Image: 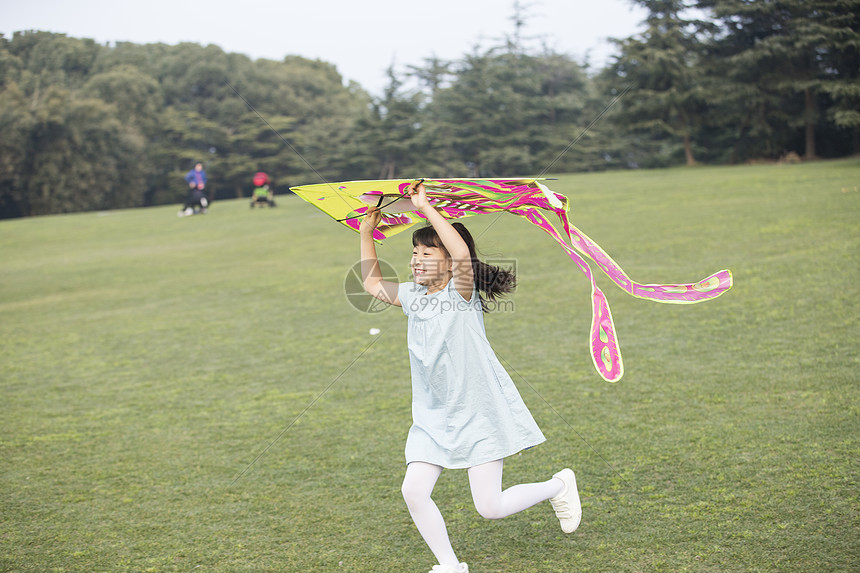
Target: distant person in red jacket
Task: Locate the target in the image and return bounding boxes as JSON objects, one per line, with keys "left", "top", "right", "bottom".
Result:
{"left": 250, "top": 171, "right": 276, "bottom": 208}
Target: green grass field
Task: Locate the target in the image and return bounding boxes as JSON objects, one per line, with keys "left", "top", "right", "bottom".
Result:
{"left": 1, "top": 160, "right": 858, "bottom": 572}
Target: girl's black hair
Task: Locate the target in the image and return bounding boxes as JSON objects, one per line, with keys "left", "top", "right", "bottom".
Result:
{"left": 412, "top": 222, "right": 516, "bottom": 311}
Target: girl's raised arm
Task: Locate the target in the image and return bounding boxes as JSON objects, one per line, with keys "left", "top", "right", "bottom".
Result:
{"left": 359, "top": 206, "right": 401, "bottom": 306}
{"left": 409, "top": 181, "right": 475, "bottom": 301}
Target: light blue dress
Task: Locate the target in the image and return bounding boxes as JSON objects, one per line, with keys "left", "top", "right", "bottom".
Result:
{"left": 398, "top": 280, "right": 546, "bottom": 469}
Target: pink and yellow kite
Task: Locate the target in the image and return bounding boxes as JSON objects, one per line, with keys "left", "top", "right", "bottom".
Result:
{"left": 290, "top": 178, "right": 733, "bottom": 382}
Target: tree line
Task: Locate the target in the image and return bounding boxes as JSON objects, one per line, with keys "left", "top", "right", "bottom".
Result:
{"left": 0, "top": 0, "right": 856, "bottom": 219}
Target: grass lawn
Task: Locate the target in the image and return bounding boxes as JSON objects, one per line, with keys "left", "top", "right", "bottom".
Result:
{"left": 1, "top": 159, "right": 858, "bottom": 572}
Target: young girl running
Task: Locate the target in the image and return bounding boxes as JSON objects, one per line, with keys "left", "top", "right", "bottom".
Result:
{"left": 359, "top": 181, "right": 581, "bottom": 573}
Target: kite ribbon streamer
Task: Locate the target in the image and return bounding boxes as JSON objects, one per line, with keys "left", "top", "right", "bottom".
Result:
{"left": 500, "top": 182, "right": 731, "bottom": 381}
{"left": 508, "top": 204, "right": 732, "bottom": 381}
{"left": 290, "top": 178, "right": 733, "bottom": 382}
{"left": 514, "top": 206, "right": 624, "bottom": 381}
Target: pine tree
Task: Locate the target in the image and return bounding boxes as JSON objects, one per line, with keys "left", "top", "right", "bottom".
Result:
{"left": 603, "top": 0, "right": 707, "bottom": 166}
{"left": 702, "top": 0, "right": 860, "bottom": 159}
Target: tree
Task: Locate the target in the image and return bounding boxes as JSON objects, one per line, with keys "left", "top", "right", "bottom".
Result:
{"left": 801, "top": 1, "right": 860, "bottom": 154}
{"left": 429, "top": 46, "right": 592, "bottom": 176}
{"left": 701, "top": 0, "right": 860, "bottom": 159}
{"left": 355, "top": 66, "right": 425, "bottom": 179}
{"left": 0, "top": 82, "right": 36, "bottom": 218}
{"left": 0, "top": 86, "right": 146, "bottom": 216}
{"left": 603, "top": 0, "right": 707, "bottom": 166}
{"left": 0, "top": 33, "right": 146, "bottom": 217}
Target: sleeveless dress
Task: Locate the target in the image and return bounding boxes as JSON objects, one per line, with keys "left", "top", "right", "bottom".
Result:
{"left": 397, "top": 280, "right": 546, "bottom": 469}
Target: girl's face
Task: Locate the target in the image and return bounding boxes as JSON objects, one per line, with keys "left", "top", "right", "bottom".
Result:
{"left": 411, "top": 244, "right": 451, "bottom": 289}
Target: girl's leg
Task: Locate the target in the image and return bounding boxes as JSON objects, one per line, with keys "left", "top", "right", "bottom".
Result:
{"left": 468, "top": 459, "right": 564, "bottom": 520}
{"left": 402, "top": 462, "right": 459, "bottom": 567}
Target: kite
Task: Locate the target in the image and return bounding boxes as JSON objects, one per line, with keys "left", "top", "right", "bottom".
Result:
{"left": 289, "top": 178, "right": 733, "bottom": 382}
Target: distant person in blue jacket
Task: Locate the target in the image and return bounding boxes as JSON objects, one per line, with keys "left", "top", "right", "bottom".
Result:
{"left": 179, "top": 162, "right": 209, "bottom": 216}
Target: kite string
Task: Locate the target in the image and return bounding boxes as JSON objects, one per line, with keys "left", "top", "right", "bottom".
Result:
{"left": 465, "top": 321, "right": 629, "bottom": 485}
{"left": 536, "top": 83, "right": 634, "bottom": 179}
{"left": 228, "top": 75, "right": 631, "bottom": 221}
{"left": 228, "top": 74, "right": 631, "bottom": 188}
{"left": 494, "top": 350, "right": 630, "bottom": 487}
{"left": 336, "top": 179, "right": 425, "bottom": 222}
{"left": 472, "top": 83, "right": 633, "bottom": 243}
{"left": 226, "top": 79, "right": 636, "bottom": 477}
{"left": 224, "top": 79, "right": 357, "bottom": 212}
{"left": 230, "top": 333, "right": 385, "bottom": 485}
{"left": 225, "top": 80, "right": 328, "bottom": 184}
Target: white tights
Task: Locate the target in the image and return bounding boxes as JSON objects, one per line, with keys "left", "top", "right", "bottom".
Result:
{"left": 401, "top": 459, "right": 564, "bottom": 567}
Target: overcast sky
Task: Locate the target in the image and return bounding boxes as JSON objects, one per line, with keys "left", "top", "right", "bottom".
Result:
{"left": 1, "top": 0, "right": 648, "bottom": 95}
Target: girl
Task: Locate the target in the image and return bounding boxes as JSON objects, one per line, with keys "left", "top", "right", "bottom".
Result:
{"left": 359, "top": 181, "right": 581, "bottom": 573}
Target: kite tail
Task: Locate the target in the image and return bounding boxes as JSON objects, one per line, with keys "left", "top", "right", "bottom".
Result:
{"left": 558, "top": 211, "right": 733, "bottom": 303}
{"left": 518, "top": 204, "right": 733, "bottom": 382}
{"left": 521, "top": 208, "right": 624, "bottom": 382}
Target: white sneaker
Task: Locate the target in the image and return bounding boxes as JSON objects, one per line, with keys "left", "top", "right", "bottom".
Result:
{"left": 549, "top": 468, "right": 581, "bottom": 533}
{"left": 429, "top": 563, "right": 468, "bottom": 573}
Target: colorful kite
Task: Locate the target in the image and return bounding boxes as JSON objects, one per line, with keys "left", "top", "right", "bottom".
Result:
{"left": 290, "top": 178, "right": 733, "bottom": 382}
